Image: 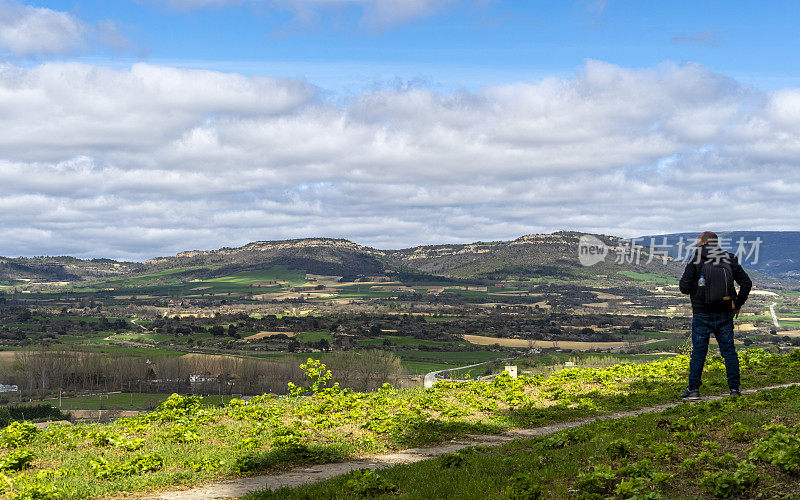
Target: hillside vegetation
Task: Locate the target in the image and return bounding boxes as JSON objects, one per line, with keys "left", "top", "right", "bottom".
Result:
{"left": 0, "top": 349, "right": 798, "bottom": 498}
{"left": 253, "top": 383, "right": 800, "bottom": 499}
{"left": 2, "top": 232, "right": 683, "bottom": 284}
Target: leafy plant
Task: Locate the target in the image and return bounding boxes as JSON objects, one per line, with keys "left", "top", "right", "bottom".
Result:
{"left": 700, "top": 461, "right": 760, "bottom": 498}
{"left": 606, "top": 438, "right": 633, "bottom": 458}
{"left": 0, "top": 422, "right": 40, "bottom": 448}
{"left": 0, "top": 448, "right": 35, "bottom": 471}
{"left": 89, "top": 453, "right": 164, "bottom": 478}
{"left": 728, "top": 422, "right": 755, "bottom": 443}
{"left": 439, "top": 452, "right": 465, "bottom": 469}
{"left": 614, "top": 477, "right": 650, "bottom": 498}
{"left": 748, "top": 424, "right": 800, "bottom": 473}
{"left": 506, "top": 472, "right": 543, "bottom": 499}
{"left": 649, "top": 442, "right": 676, "bottom": 462}
{"left": 576, "top": 465, "right": 617, "bottom": 495}
{"left": 287, "top": 358, "right": 339, "bottom": 397}
{"left": 344, "top": 469, "right": 398, "bottom": 496}
{"left": 160, "top": 424, "right": 201, "bottom": 443}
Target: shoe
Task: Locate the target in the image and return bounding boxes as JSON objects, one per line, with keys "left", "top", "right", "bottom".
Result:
{"left": 680, "top": 388, "right": 700, "bottom": 400}
{"left": 730, "top": 389, "right": 742, "bottom": 397}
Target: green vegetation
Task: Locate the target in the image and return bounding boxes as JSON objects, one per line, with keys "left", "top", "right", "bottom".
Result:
{"left": 617, "top": 271, "right": 678, "bottom": 285}
{"left": 18, "top": 393, "right": 227, "bottom": 411}
{"left": 393, "top": 350, "right": 508, "bottom": 365}
{"left": 202, "top": 267, "right": 307, "bottom": 287}
{"left": 293, "top": 331, "right": 333, "bottom": 343}
{"left": 251, "top": 383, "right": 800, "bottom": 499}
{"left": 1, "top": 350, "right": 799, "bottom": 498}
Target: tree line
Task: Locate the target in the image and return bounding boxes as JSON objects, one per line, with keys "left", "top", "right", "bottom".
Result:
{"left": 0, "top": 348, "right": 402, "bottom": 402}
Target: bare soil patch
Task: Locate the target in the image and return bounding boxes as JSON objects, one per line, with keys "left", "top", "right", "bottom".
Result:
{"left": 461, "top": 334, "right": 629, "bottom": 350}
{"left": 244, "top": 331, "right": 297, "bottom": 340}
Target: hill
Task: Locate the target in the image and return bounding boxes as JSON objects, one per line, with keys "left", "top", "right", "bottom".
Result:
{"left": 0, "top": 256, "right": 140, "bottom": 282}
{"left": 3, "top": 231, "right": 797, "bottom": 288}
{"left": 639, "top": 231, "right": 800, "bottom": 279}
{"left": 385, "top": 232, "right": 682, "bottom": 280}
{"left": 136, "top": 231, "right": 690, "bottom": 284}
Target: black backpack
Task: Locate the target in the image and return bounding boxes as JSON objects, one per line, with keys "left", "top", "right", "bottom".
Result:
{"left": 696, "top": 259, "right": 734, "bottom": 304}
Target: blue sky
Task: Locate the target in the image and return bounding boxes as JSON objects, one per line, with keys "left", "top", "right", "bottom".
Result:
{"left": 25, "top": 1, "right": 800, "bottom": 91}
{"left": 1, "top": 1, "right": 800, "bottom": 259}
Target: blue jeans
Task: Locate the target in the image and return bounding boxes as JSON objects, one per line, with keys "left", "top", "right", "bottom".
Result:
{"left": 688, "top": 312, "right": 740, "bottom": 391}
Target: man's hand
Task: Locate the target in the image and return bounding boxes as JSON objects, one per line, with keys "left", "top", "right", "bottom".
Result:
{"left": 732, "top": 306, "right": 740, "bottom": 319}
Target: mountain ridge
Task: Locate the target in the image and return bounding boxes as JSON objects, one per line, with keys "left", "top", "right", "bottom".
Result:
{"left": 2, "top": 231, "right": 798, "bottom": 287}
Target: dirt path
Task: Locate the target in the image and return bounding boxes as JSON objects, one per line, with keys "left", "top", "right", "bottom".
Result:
{"left": 146, "top": 382, "right": 799, "bottom": 500}
{"left": 769, "top": 302, "right": 781, "bottom": 329}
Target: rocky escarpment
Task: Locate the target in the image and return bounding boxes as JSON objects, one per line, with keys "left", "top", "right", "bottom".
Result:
{"left": 144, "top": 238, "right": 388, "bottom": 277}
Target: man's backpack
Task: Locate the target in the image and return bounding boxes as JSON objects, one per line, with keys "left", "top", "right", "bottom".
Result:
{"left": 697, "top": 259, "right": 734, "bottom": 304}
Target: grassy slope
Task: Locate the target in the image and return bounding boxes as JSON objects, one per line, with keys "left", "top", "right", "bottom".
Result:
{"left": 1, "top": 349, "right": 799, "bottom": 498}
{"left": 252, "top": 384, "right": 800, "bottom": 499}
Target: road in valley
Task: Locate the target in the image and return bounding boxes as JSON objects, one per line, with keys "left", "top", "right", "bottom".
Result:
{"left": 769, "top": 302, "right": 781, "bottom": 329}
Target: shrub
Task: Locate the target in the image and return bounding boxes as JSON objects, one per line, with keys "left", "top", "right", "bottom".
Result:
{"left": 0, "top": 405, "right": 69, "bottom": 427}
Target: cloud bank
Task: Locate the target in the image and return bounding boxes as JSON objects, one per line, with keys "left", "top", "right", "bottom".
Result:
{"left": 0, "top": 1, "right": 131, "bottom": 57}
{"left": 1, "top": 59, "right": 799, "bottom": 260}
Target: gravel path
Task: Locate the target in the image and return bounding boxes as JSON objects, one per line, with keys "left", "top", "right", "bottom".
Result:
{"left": 769, "top": 302, "right": 781, "bottom": 329}
{"left": 145, "top": 382, "right": 799, "bottom": 500}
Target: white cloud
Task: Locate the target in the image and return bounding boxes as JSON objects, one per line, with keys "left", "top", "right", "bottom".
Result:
{"left": 0, "top": 2, "right": 85, "bottom": 56}
{"left": 0, "top": 1, "right": 133, "bottom": 57}
{"left": 0, "top": 59, "right": 799, "bottom": 259}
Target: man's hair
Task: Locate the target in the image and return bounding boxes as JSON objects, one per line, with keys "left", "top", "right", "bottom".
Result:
{"left": 697, "top": 231, "right": 719, "bottom": 246}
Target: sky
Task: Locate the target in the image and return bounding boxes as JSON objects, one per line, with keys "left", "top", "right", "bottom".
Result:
{"left": 2, "top": 0, "right": 800, "bottom": 260}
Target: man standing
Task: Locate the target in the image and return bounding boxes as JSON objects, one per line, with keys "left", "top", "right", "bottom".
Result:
{"left": 679, "top": 231, "right": 752, "bottom": 399}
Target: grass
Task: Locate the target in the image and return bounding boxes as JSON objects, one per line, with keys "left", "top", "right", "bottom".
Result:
{"left": 392, "top": 350, "right": 509, "bottom": 364}
{"left": 15, "top": 393, "right": 227, "bottom": 411}
{"left": 1, "top": 349, "right": 798, "bottom": 499}
{"left": 202, "top": 267, "right": 307, "bottom": 287}
{"left": 399, "top": 360, "right": 454, "bottom": 374}
{"left": 335, "top": 285, "right": 400, "bottom": 299}
{"left": 247, "top": 384, "right": 800, "bottom": 499}
{"left": 356, "top": 336, "right": 463, "bottom": 347}
{"left": 294, "top": 332, "right": 333, "bottom": 343}
{"left": 618, "top": 271, "right": 678, "bottom": 285}
{"left": 74, "top": 345, "right": 187, "bottom": 358}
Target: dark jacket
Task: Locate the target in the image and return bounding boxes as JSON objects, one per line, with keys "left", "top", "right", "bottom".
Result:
{"left": 679, "top": 244, "right": 752, "bottom": 314}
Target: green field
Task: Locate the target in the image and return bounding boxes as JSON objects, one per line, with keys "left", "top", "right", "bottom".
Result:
{"left": 356, "top": 336, "right": 463, "bottom": 347}
{"left": 202, "top": 267, "right": 307, "bottom": 287}
{"left": 294, "top": 331, "right": 333, "bottom": 343}
{"left": 17, "top": 393, "right": 227, "bottom": 411}
{"left": 393, "top": 350, "right": 508, "bottom": 365}
{"left": 618, "top": 271, "right": 678, "bottom": 285}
